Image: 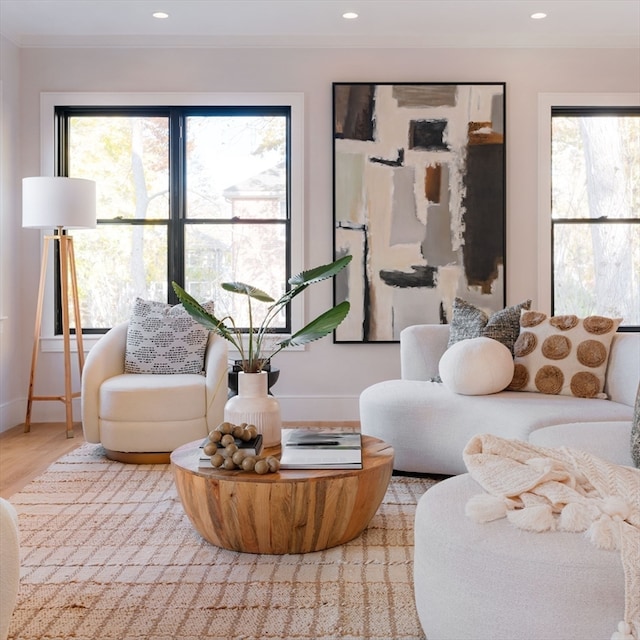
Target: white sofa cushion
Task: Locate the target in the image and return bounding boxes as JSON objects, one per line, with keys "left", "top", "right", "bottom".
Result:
{"left": 99, "top": 418, "right": 208, "bottom": 453}
{"left": 359, "top": 381, "right": 634, "bottom": 475}
{"left": 439, "top": 337, "right": 514, "bottom": 395}
{"left": 100, "top": 373, "right": 206, "bottom": 422}
{"left": 529, "top": 421, "right": 633, "bottom": 468}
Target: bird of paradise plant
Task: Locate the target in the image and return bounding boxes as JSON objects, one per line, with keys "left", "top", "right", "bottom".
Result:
{"left": 172, "top": 255, "right": 352, "bottom": 373}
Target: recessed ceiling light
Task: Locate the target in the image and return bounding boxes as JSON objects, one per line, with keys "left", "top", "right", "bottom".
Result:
{"left": 343, "top": 12, "right": 359, "bottom": 20}
{"left": 531, "top": 12, "right": 547, "bottom": 20}
{"left": 153, "top": 11, "right": 169, "bottom": 19}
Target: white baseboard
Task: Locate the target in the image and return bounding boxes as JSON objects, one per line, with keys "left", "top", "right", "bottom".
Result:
{"left": 0, "top": 398, "right": 28, "bottom": 434}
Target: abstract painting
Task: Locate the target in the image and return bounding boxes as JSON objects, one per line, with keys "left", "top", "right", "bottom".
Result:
{"left": 333, "top": 82, "right": 506, "bottom": 342}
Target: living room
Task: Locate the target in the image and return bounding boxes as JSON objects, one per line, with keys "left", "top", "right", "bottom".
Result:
{"left": 1, "top": 0, "right": 638, "bottom": 432}
{"left": 0, "top": 1, "right": 639, "bottom": 639}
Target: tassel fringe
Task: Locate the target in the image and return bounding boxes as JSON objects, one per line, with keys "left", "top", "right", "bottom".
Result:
{"left": 611, "top": 621, "right": 635, "bottom": 640}
{"left": 600, "top": 496, "right": 631, "bottom": 521}
{"left": 587, "top": 516, "right": 620, "bottom": 551}
{"left": 465, "top": 494, "right": 507, "bottom": 523}
{"left": 506, "top": 504, "right": 555, "bottom": 532}
{"left": 558, "top": 502, "right": 591, "bottom": 532}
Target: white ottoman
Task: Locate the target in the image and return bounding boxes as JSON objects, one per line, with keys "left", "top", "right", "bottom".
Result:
{"left": 414, "top": 474, "right": 626, "bottom": 640}
{"left": 0, "top": 498, "right": 19, "bottom": 640}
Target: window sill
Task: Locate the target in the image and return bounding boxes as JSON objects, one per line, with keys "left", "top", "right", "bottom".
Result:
{"left": 40, "top": 335, "right": 305, "bottom": 354}
{"left": 41, "top": 335, "right": 101, "bottom": 353}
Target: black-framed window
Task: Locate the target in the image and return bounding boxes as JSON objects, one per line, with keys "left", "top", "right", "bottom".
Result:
{"left": 55, "top": 105, "right": 291, "bottom": 334}
{"left": 551, "top": 106, "right": 639, "bottom": 330}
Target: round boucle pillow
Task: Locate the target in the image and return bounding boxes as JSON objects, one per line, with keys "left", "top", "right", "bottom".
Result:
{"left": 439, "top": 337, "right": 515, "bottom": 395}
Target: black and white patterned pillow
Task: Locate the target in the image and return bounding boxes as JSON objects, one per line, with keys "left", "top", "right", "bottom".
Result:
{"left": 631, "top": 383, "right": 640, "bottom": 469}
{"left": 124, "top": 298, "right": 215, "bottom": 375}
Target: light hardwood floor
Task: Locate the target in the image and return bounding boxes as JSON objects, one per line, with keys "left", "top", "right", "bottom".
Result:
{"left": 0, "top": 422, "right": 85, "bottom": 498}
{"left": 0, "top": 420, "right": 360, "bottom": 499}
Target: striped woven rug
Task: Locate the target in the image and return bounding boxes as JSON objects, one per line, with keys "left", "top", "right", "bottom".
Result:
{"left": 7, "top": 443, "right": 437, "bottom": 640}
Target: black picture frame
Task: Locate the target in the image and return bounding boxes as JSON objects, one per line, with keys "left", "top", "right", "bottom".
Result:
{"left": 333, "top": 82, "right": 506, "bottom": 343}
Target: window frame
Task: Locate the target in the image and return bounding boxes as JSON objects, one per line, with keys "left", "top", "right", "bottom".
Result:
{"left": 55, "top": 104, "right": 293, "bottom": 334}
{"left": 39, "top": 92, "right": 304, "bottom": 353}
{"left": 537, "top": 92, "right": 640, "bottom": 330}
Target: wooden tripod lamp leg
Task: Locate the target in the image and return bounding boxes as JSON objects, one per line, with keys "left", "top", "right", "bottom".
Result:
{"left": 24, "top": 237, "right": 51, "bottom": 433}
{"left": 67, "top": 236, "right": 86, "bottom": 374}
{"left": 59, "top": 235, "right": 74, "bottom": 439}
{"left": 25, "top": 234, "right": 84, "bottom": 439}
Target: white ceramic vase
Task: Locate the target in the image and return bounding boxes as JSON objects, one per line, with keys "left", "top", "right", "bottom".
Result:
{"left": 224, "top": 371, "right": 282, "bottom": 448}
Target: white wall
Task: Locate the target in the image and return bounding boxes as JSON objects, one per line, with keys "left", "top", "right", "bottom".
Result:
{"left": 1, "top": 44, "right": 639, "bottom": 430}
{"left": 0, "top": 36, "right": 24, "bottom": 431}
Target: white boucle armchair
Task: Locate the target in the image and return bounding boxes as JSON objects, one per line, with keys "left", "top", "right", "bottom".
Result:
{"left": 0, "top": 498, "right": 19, "bottom": 640}
{"left": 81, "top": 322, "right": 228, "bottom": 463}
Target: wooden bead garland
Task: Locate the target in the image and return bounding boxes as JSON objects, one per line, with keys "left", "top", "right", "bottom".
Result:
{"left": 204, "top": 421, "right": 280, "bottom": 474}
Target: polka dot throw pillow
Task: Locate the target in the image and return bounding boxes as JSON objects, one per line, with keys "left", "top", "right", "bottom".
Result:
{"left": 507, "top": 310, "right": 621, "bottom": 399}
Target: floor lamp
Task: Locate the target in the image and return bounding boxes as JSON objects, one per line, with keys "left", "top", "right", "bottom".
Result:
{"left": 22, "top": 177, "right": 97, "bottom": 438}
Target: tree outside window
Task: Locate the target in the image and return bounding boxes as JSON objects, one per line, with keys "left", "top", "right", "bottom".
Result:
{"left": 57, "top": 106, "right": 290, "bottom": 333}
{"left": 551, "top": 108, "right": 639, "bottom": 329}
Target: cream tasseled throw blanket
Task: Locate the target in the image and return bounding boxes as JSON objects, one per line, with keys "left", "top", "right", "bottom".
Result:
{"left": 463, "top": 434, "right": 640, "bottom": 640}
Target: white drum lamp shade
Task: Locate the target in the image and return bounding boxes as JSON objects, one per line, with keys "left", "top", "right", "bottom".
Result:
{"left": 23, "top": 177, "right": 96, "bottom": 229}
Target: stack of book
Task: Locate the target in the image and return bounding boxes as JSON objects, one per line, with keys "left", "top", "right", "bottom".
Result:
{"left": 198, "top": 433, "right": 263, "bottom": 468}
{"left": 279, "top": 429, "right": 362, "bottom": 470}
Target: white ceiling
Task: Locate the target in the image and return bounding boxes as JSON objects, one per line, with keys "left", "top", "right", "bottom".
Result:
{"left": 1, "top": 0, "right": 639, "bottom": 49}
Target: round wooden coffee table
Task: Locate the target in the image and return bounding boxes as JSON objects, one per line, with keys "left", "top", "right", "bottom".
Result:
{"left": 170, "top": 435, "right": 394, "bottom": 554}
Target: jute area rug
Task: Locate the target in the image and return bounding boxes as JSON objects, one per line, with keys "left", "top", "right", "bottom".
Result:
{"left": 7, "top": 443, "right": 438, "bottom": 640}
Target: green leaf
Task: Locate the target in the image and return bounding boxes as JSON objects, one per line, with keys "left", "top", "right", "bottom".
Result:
{"left": 288, "top": 255, "right": 352, "bottom": 288}
{"left": 172, "top": 282, "right": 237, "bottom": 344}
{"left": 172, "top": 256, "right": 352, "bottom": 372}
{"left": 222, "top": 282, "right": 274, "bottom": 303}
{"left": 277, "top": 301, "right": 350, "bottom": 348}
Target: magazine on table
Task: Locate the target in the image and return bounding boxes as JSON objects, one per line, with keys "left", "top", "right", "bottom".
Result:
{"left": 279, "top": 429, "right": 362, "bottom": 469}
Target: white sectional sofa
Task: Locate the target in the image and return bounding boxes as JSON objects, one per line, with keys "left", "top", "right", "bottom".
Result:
{"left": 360, "top": 324, "right": 639, "bottom": 475}
{"left": 360, "top": 323, "right": 639, "bottom": 640}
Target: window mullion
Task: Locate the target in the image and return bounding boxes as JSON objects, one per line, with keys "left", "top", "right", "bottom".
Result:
{"left": 168, "top": 110, "right": 185, "bottom": 303}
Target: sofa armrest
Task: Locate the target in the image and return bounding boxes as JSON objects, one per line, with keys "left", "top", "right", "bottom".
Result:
{"left": 605, "top": 333, "right": 640, "bottom": 407}
{"left": 81, "top": 322, "right": 128, "bottom": 443}
{"left": 400, "top": 324, "right": 450, "bottom": 381}
{"left": 204, "top": 333, "right": 229, "bottom": 430}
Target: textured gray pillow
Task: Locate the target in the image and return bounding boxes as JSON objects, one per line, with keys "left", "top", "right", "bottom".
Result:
{"left": 631, "top": 384, "right": 640, "bottom": 468}
{"left": 447, "top": 297, "right": 532, "bottom": 355}
{"left": 431, "top": 298, "right": 532, "bottom": 383}
{"left": 124, "top": 298, "right": 214, "bottom": 375}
